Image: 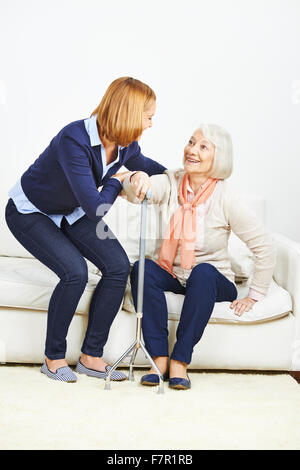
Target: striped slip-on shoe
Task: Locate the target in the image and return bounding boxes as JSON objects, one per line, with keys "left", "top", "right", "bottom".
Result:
{"left": 75, "top": 360, "right": 127, "bottom": 381}
{"left": 40, "top": 362, "right": 77, "bottom": 383}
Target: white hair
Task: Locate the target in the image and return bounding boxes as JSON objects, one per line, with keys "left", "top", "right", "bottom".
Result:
{"left": 197, "top": 124, "right": 233, "bottom": 179}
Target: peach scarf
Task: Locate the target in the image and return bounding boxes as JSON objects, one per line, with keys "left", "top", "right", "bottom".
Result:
{"left": 157, "top": 173, "right": 218, "bottom": 277}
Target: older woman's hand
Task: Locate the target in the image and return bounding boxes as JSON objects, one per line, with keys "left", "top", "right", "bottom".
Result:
{"left": 130, "top": 171, "right": 151, "bottom": 202}
{"left": 230, "top": 297, "right": 257, "bottom": 316}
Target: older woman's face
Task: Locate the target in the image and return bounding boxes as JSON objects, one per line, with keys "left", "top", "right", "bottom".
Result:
{"left": 183, "top": 129, "right": 215, "bottom": 176}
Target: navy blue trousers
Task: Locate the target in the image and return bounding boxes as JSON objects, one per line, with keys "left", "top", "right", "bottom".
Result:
{"left": 130, "top": 259, "right": 237, "bottom": 364}
{"left": 5, "top": 198, "right": 130, "bottom": 360}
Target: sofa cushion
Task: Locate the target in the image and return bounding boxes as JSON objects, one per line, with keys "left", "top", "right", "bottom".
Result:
{"left": 122, "top": 276, "right": 292, "bottom": 324}
{"left": 0, "top": 256, "right": 101, "bottom": 315}
{"left": 166, "top": 279, "right": 292, "bottom": 324}
{"left": 0, "top": 256, "right": 292, "bottom": 324}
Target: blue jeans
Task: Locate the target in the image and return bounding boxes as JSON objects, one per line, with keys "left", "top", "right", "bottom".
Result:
{"left": 130, "top": 259, "right": 237, "bottom": 364}
{"left": 5, "top": 198, "right": 130, "bottom": 360}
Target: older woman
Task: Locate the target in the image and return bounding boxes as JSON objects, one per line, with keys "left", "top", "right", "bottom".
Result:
{"left": 120, "top": 124, "right": 276, "bottom": 390}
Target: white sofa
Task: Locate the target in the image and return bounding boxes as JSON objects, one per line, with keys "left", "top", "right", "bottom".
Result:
{"left": 1, "top": 192, "right": 300, "bottom": 377}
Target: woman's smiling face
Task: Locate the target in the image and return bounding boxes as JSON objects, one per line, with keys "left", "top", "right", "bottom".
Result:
{"left": 183, "top": 129, "right": 215, "bottom": 176}
{"left": 142, "top": 100, "right": 156, "bottom": 131}
{"left": 136, "top": 100, "right": 156, "bottom": 141}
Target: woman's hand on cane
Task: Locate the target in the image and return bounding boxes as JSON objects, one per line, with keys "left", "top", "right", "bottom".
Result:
{"left": 129, "top": 171, "right": 151, "bottom": 202}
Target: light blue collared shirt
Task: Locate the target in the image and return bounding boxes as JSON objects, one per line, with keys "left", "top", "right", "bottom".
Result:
{"left": 8, "top": 115, "right": 123, "bottom": 228}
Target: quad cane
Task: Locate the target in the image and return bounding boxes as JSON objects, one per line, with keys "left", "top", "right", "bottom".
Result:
{"left": 104, "top": 189, "right": 164, "bottom": 394}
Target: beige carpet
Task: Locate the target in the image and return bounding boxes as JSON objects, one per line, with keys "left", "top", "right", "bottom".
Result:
{"left": 0, "top": 364, "right": 299, "bottom": 450}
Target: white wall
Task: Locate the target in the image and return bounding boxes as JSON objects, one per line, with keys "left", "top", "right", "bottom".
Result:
{"left": 1, "top": 0, "right": 299, "bottom": 241}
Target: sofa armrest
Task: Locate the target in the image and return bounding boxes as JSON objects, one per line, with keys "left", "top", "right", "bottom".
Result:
{"left": 272, "top": 232, "right": 300, "bottom": 325}
{"left": 273, "top": 233, "right": 300, "bottom": 372}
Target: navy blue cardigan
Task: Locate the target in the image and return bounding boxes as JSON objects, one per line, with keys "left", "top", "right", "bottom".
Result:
{"left": 21, "top": 119, "right": 166, "bottom": 222}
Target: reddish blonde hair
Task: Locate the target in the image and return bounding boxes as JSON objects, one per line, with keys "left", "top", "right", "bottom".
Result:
{"left": 91, "top": 77, "right": 156, "bottom": 147}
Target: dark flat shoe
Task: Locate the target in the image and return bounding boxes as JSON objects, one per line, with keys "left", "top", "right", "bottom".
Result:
{"left": 169, "top": 375, "right": 191, "bottom": 390}
{"left": 140, "top": 371, "right": 169, "bottom": 386}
